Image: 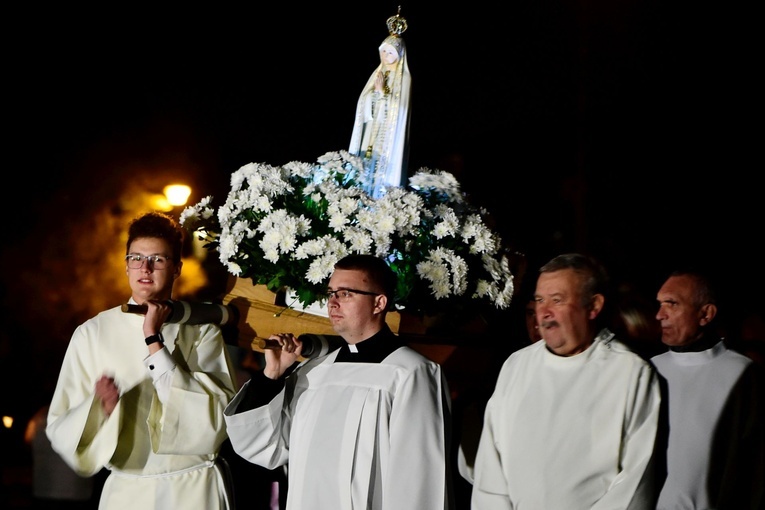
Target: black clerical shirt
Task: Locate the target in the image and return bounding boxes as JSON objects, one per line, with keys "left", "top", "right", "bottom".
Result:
{"left": 668, "top": 331, "right": 722, "bottom": 353}
{"left": 334, "top": 325, "right": 403, "bottom": 363}
{"left": 239, "top": 325, "right": 404, "bottom": 411}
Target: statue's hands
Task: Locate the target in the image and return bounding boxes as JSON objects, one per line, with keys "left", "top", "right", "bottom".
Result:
{"left": 374, "top": 71, "right": 385, "bottom": 92}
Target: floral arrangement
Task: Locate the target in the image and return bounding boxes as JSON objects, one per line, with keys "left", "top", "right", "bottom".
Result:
{"left": 180, "top": 150, "right": 514, "bottom": 318}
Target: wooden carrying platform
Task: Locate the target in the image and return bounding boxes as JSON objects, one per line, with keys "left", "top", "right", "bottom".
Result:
{"left": 221, "top": 277, "right": 495, "bottom": 366}
{"left": 221, "top": 276, "right": 401, "bottom": 351}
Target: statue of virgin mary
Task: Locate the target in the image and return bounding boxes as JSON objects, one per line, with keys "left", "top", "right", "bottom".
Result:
{"left": 349, "top": 8, "right": 411, "bottom": 199}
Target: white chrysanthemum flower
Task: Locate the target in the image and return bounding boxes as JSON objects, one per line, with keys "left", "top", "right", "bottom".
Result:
{"left": 371, "top": 233, "right": 393, "bottom": 258}
{"left": 284, "top": 160, "right": 314, "bottom": 179}
{"left": 373, "top": 212, "right": 396, "bottom": 236}
{"left": 494, "top": 255, "right": 515, "bottom": 308}
{"left": 217, "top": 233, "right": 241, "bottom": 262}
{"left": 433, "top": 217, "right": 458, "bottom": 239}
{"left": 181, "top": 151, "right": 514, "bottom": 312}
{"left": 474, "top": 279, "right": 492, "bottom": 298}
{"left": 449, "top": 254, "right": 469, "bottom": 295}
{"left": 305, "top": 254, "right": 341, "bottom": 284}
{"left": 328, "top": 216, "right": 350, "bottom": 233}
{"left": 477, "top": 253, "right": 514, "bottom": 308}
{"left": 481, "top": 252, "right": 507, "bottom": 283}
{"left": 415, "top": 247, "right": 470, "bottom": 299}
{"left": 343, "top": 227, "right": 374, "bottom": 253}
{"left": 251, "top": 195, "right": 271, "bottom": 213}
{"left": 462, "top": 214, "right": 498, "bottom": 254}
{"left": 316, "top": 152, "right": 339, "bottom": 166}
{"left": 230, "top": 163, "right": 254, "bottom": 191}
{"left": 326, "top": 200, "right": 351, "bottom": 231}
{"left": 294, "top": 238, "right": 325, "bottom": 259}
{"left": 417, "top": 259, "right": 451, "bottom": 299}
{"left": 338, "top": 150, "right": 364, "bottom": 170}
{"left": 179, "top": 207, "right": 198, "bottom": 226}
{"left": 409, "top": 169, "right": 463, "bottom": 202}
{"left": 225, "top": 260, "right": 242, "bottom": 276}
{"left": 355, "top": 208, "right": 376, "bottom": 231}
{"left": 295, "top": 215, "right": 311, "bottom": 236}
{"left": 256, "top": 210, "right": 304, "bottom": 260}
{"left": 337, "top": 197, "right": 358, "bottom": 215}
{"left": 261, "top": 246, "right": 280, "bottom": 264}
{"left": 317, "top": 152, "right": 347, "bottom": 175}
{"left": 259, "top": 233, "right": 282, "bottom": 264}
{"left": 230, "top": 219, "right": 253, "bottom": 239}
{"left": 180, "top": 196, "right": 215, "bottom": 226}
{"left": 217, "top": 199, "right": 236, "bottom": 226}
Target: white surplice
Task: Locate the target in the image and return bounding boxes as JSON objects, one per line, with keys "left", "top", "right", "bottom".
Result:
{"left": 46, "top": 305, "right": 237, "bottom": 510}
{"left": 225, "top": 346, "right": 452, "bottom": 510}
{"left": 470, "top": 329, "right": 662, "bottom": 510}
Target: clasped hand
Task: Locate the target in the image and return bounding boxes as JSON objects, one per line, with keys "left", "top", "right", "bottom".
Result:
{"left": 264, "top": 333, "right": 303, "bottom": 380}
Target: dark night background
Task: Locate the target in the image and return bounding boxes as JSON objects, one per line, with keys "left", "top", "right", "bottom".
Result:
{"left": 1, "top": 1, "right": 760, "bottom": 503}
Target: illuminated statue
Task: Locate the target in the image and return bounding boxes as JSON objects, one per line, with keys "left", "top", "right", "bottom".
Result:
{"left": 349, "top": 7, "right": 411, "bottom": 198}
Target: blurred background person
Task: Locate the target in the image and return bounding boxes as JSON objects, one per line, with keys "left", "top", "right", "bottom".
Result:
{"left": 612, "top": 284, "right": 665, "bottom": 360}
{"left": 25, "top": 403, "right": 98, "bottom": 510}
{"left": 522, "top": 288, "right": 543, "bottom": 344}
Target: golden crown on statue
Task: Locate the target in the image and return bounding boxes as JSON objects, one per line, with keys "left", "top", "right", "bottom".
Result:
{"left": 386, "top": 6, "right": 408, "bottom": 36}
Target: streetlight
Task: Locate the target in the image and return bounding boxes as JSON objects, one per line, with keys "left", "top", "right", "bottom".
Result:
{"left": 163, "top": 184, "right": 192, "bottom": 207}
{"left": 149, "top": 184, "right": 192, "bottom": 212}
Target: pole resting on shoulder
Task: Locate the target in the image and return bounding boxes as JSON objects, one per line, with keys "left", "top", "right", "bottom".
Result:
{"left": 121, "top": 300, "right": 239, "bottom": 326}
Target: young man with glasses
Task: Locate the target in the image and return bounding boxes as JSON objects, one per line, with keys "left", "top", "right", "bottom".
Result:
{"left": 46, "top": 211, "right": 237, "bottom": 510}
{"left": 224, "top": 254, "right": 454, "bottom": 510}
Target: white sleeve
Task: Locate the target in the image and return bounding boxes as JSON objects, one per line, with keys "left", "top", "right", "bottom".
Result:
{"left": 143, "top": 348, "right": 176, "bottom": 403}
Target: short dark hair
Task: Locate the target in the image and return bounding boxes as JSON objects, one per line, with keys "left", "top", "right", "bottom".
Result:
{"left": 664, "top": 266, "right": 728, "bottom": 335}
{"left": 668, "top": 268, "right": 717, "bottom": 309}
{"left": 126, "top": 212, "right": 185, "bottom": 264}
{"left": 334, "top": 254, "right": 397, "bottom": 309}
{"left": 539, "top": 253, "right": 610, "bottom": 309}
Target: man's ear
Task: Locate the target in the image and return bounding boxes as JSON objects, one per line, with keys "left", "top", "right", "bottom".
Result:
{"left": 700, "top": 303, "right": 717, "bottom": 326}
{"left": 588, "top": 294, "right": 605, "bottom": 320}
{"left": 373, "top": 294, "right": 388, "bottom": 315}
{"left": 174, "top": 260, "right": 183, "bottom": 279}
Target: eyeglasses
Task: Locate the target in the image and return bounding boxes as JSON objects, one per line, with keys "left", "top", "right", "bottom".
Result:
{"left": 125, "top": 254, "right": 171, "bottom": 270}
{"left": 325, "top": 288, "right": 380, "bottom": 301}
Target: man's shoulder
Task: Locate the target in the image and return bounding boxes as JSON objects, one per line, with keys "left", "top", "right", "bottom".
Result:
{"left": 495, "top": 340, "right": 546, "bottom": 374}
{"left": 386, "top": 345, "right": 440, "bottom": 369}
{"left": 598, "top": 330, "right": 652, "bottom": 361}
{"left": 79, "top": 305, "right": 127, "bottom": 327}
{"left": 69, "top": 305, "right": 134, "bottom": 346}
{"left": 717, "top": 343, "right": 757, "bottom": 373}
{"left": 604, "top": 336, "right": 649, "bottom": 358}
{"left": 509, "top": 339, "right": 546, "bottom": 358}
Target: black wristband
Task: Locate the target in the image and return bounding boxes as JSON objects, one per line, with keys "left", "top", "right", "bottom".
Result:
{"left": 145, "top": 333, "right": 164, "bottom": 346}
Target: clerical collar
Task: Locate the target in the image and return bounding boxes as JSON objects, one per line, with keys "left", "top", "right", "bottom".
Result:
{"left": 334, "top": 325, "right": 404, "bottom": 363}
{"left": 669, "top": 331, "right": 722, "bottom": 353}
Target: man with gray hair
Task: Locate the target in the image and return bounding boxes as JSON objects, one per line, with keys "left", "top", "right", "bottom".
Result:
{"left": 652, "top": 268, "right": 764, "bottom": 509}
{"left": 465, "top": 253, "right": 662, "bottom": 509}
